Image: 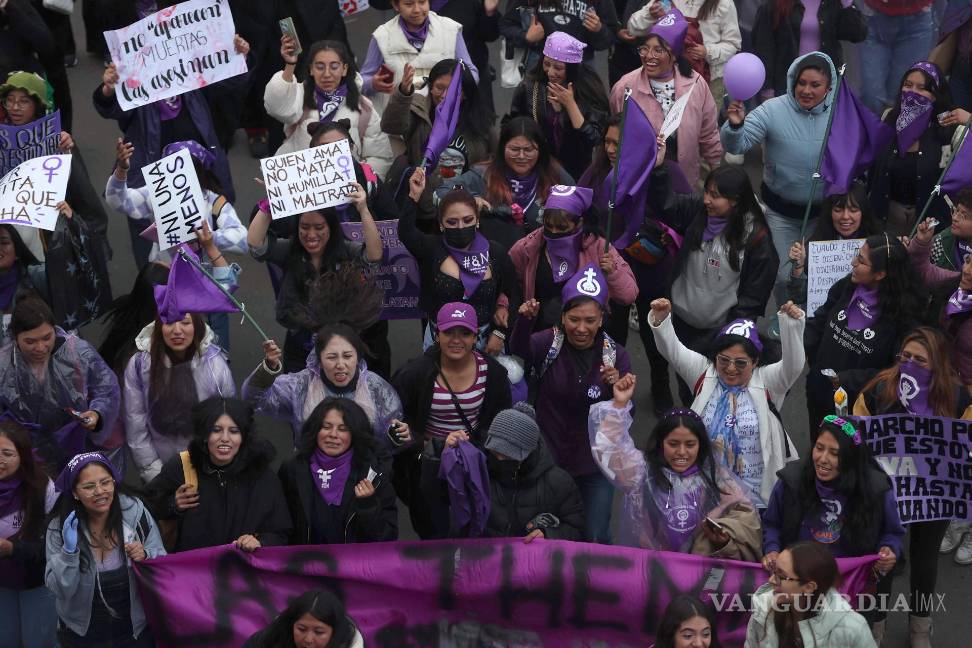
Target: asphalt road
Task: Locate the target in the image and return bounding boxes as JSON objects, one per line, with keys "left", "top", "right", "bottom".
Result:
{"left": 61, "top": 6, "right": 968, "bottom": 645}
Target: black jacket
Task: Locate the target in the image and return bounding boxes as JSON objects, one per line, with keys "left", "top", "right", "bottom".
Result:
{"left": 500, "top": 0, "right": 619, "bottom": 61}
{"left": 486, "top": 440, "right": 585, "bottom": 540}
{"left": 854, "top": 380, "right": 972, "bottom": 418}
{"left": 277, "top": 448, "right": 398, "bottom": 545}
{"left": 752, "top": 0, "right": 866, "bottom": 96}
{"left": 146, "top": 438, "right": 293, "bottom": 552}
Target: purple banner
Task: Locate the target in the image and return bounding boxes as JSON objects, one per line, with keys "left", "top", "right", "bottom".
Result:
{"left": 0, "top": 111, "right": 61, "bottom": 177}
{"left": 853, "top": 414, "right": 972, "bottom": 524}
{"left": 134, "top": 538, "right": 877, "bottom": 648}
{"left": 341, "top": 219, "right": 422, "bottom": 320}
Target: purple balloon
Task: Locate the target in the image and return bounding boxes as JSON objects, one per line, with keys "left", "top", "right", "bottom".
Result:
{"left": 723, "top": 53, "right": 766, "bottom": 102}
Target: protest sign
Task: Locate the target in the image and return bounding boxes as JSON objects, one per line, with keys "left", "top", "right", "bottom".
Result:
{"left": 141, "top": 148, "right": 206, "bottom": 251}
{"left": 660, "top": 84, "right": 695, "bottom": 139}
{"left": 341, "top": 219, "right": 422, "bottom": 320}
{"left": 807, "top": 238, "right": 863, "bottom": 315}
{"left": 0, "top": 111, "right": 61, "bottom": 176}
{"left": 339, "top": 0, "right": 370, "bottom": 17}
{"left": 260, "top": 140, "right": 356, "bottom": 220}
{"left": 855, "top": 414, "right": 972, "bottom": 523}
{"left": 134, "top": 539, "right": 877, "bottom": 648}
{"left": 103, "top": 0, "right": 247, "bottom": 111}
{"left": 0, "top": 154, "right": 72, "bottom": 231}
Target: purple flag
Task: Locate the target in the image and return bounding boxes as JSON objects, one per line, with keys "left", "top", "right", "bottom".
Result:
{"left": 153, "top": 245, "right": 238, "bottom": 324}
{"left": 423, "top": 60, "right": 463, "bottom": 171}
{"left": 942, "top": 135, "right": 972, "bottom": 195}
{"left": 819, "top": 81, "right": 894, "bottom": 196}
{"left": 603, "top": 97, "right": 657, "bottom": 248}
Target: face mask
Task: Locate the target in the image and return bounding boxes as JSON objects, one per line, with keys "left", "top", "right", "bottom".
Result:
{"left": 544, "top": 228, "right": 574, "bottom": 239}
{"left": 443, "top": 225, "right": 477, "bottom": 248}
{"left": 488, "top": 454, "right": 521, "bottom": 477}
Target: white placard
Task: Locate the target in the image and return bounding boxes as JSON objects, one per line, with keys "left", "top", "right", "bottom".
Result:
{"left": 0, "top": 154, "right": 73, "bottom": 231}
{"left": 141, "top": 148, "right": 206, "bottom": 251}
{"left": 660, "top": 83, "right": 695, "bottom": 139}
{"left": 104, "top": 0, "right": 248, "bottom": 111}
{"left": 807, "top": 239, "right": 864, "bottom": 315}
{"left": 260, "top": 140, "right": 356, "bottom": 220}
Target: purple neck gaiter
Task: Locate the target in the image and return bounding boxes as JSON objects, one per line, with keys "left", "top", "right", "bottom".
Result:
{"left": 702, "top": 216, "right": 728, "bottom": 242}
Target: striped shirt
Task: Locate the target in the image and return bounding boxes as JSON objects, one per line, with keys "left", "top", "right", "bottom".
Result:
{"left": 425, "top": 353, "right": 488, "bottom": 438}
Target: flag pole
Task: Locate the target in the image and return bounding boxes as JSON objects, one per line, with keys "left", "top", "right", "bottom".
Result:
{"left": 605, "top": 86, "right": 632, "bottom": 253}
{"left": 799, "top": 64, "right": 847, "bottom": 240}
{"left": 177, "top": 248, "right": 271, "bottom": 342}
{"left": 908, "top": 122, "right": 970, "bottom": 237}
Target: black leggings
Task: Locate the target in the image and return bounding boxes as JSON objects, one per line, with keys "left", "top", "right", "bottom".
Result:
{"left": 908, "top": 520, "right": 950, "bottom": 617}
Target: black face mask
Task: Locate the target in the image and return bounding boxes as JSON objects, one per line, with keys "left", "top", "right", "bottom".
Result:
{"left": 543, "top": 228, "right": 574, "bottom": 239}
{"left": 488, "top": 454, "right": 522, "bottom": 478}
{"left": 443, "top": 225, "right": 477, "bottom": 248}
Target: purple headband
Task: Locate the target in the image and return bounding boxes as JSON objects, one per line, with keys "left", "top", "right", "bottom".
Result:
{"left": 162, "top": 140, "right": 217, "bottom": 171}
{"left": 717, "top": 318, "right": 763, "bottom": 353}
{"left": 662, "top": 407, "right": 703, "bottom": 423}
{"left": 545, "top": 185, "right": 593, "bottom": 219}
{"left": 822, "top": 415, "right": 862, "bottom": 446}
{"left": 908, "top": 61, "right": 941, "bottom": 87}
{"left": 53, "top": 452, "right": 122, "bottom": 494}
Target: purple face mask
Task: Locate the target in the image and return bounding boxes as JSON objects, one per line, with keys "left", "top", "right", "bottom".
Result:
{"left": 898, "top": 360, "right": 933, "bottom": 415}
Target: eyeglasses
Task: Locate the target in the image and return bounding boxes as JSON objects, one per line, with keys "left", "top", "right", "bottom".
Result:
{"left": 716, "top": 355, "right": 752, "bottom": 370}
{"left": 897, "top": 351, "right": 930, "bottom": 368}
{"left": 769, "top": 570, "right": 803, "bottom": 584}
{"left": 637, "top": 45, "right": 668, "bottom": 57}
{"left": 77, "top": 477, "right": 115, "bottom": 496}
{"left": 505, "top": 145, "right": 538, "bottom": 158}
{"left": 2, "top": 97, "right": 33, "bottom": 109}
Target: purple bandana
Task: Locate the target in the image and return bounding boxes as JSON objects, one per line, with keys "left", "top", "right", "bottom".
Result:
{"left": 810, "top": 478, "right": 846, "bottom": 545}
{"left": 946, "top": 288, "right": 972, "bottom": 317}
{"left": 0, "top": 476, "right": 23, "bottom": 519}
{"left": 156, "top": 96, "right": 182, "bottom": 121}
{"left": 162, "top": 140, "right": 216, "bottom": 170}
{"left": 844, "top": 284, "right": 881, "bottom": 331}
{"left": 955, "top": 239, "right": 972, "bottom": 268}
{"left": 399, "top": 16, "right": 430, "bottom": 50}
{"left": 314, "top": 84, "right": 348, "bottom": 123}
{"left": 895, "top": 91, "right": 934, "bottom": 157}
{"left": 702, "top": 216, "right": 728, "bottom": 242}
{"left": 0, "top": 268, "right": 19, "bottom": 310}
{"left": 544, "top": 229, "right": 583, "bottom": 283}
{"left": 898, "top": 360, "right": 933, "bottom": 415}
{"left": 507, "top": 171, "right": 538, "bottom": 208}
{"left": 309, "top": 448, "right": 354, "bottom": 506}
{"left": 445, "top": 232, "right": 491, "bottom": 298}
{"left": 53, "top": 452, "right": 122, "bottom": 494}
{"left": 909, "top": 61, "right": 941, "bottom": 86}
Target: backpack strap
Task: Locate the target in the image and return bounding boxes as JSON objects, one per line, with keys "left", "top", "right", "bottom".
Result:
{"left": 210, "top": 195, "right": 228, "bottom": 230}
{"left": 180, "top": 450, "right": 199, "bottom": 489}
{"left": 693, "top": 372, "right": 705, "bottom": 397}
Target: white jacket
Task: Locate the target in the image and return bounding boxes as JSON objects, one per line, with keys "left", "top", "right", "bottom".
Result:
{"left": 649, "top": 311, "right": 803, "bottom": 503}
{"left": 263, "top": 71, "right": 394, "bottom": 177}
{"left": 746, "top": 584, "right": 877, "bottom": 648}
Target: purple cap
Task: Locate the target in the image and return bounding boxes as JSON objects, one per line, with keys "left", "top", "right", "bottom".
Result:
{"left": 561, "top": 263, "right": 608, "bottom": 308}
{"left": 437, "top": 302, "right": 478, "bottom": 333}
{"left": 545, "top": 185, "right": 593, "bottom": 219}
{"left": 543, "top": 31, "right": 586, "bottom": 64}
{"left": 648, "top": 9, "right": 688, "bottom": 57}
{"left": 717, "top": 319, "right": 763, "bottom": 353}
{"left": 908, "top": 61, "right": 941, "bottom": 87}
{"left": 53, "top": 452, "right": 122, "bottom": 494}
{"left": 162, "top": 140, "right": 217, "bottom": 170}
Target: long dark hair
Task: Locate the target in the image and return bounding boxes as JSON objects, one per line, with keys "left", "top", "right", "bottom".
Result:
{"left": 770, "top": 541, "right": 841, "bottom": 646}
{"left": 484, "top": 117, "right": 563, "bottom": 208}
{"left": 654, "top": 594, "right": 723, "bottom": 648}
{"left": 251, "top": 589, "right": 358, "bottom": 648}
{"left": 186, "top": 397, "right": 257, "bottom": 471}
{"left": 811, "top": 182, "right": 881, "bottom": 241}
{"left": 301, "top": 40, "right": 361, "bottom": 113}
{"left": 287, "top": 266, "right": 384, "bottom": 339}
{"left": 861, "top": 233, "right": 920, "bottom": 323}
{"left": 887, "top": 64, "right": 954, "bottom": 143}
{"left": 0, "top": 224, "right": 39, "bottom": 268}
{"left": 286, "top": 209, "right": 351, "bottom": 282}
{"left": 644, "top": 412, "right": 724, "bottom": 495}
{"left": 683, "top": 166, "right": 766, "bottom": 272}
{"left": 526, "top": 56, "right": 609, "bottom": 116}
{"left": 428, "top": 58, "right": 494, "bottom": 137}
{"left": 0, "top": 420, "right": 48, "bottom": 540}
{"left": 98, "top": 263, "right": 169, "bottom": 372}
{"left": 147, "top": 313, "right": 205, "bottom": 420}
{"left": 297, "top": 398, "right": 378, "bottom": 465}
{"left": 579, "top": 113, "right": 623, "bottom": 189}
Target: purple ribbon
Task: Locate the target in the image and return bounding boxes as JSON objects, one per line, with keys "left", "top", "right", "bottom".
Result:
{"left": 844, "top": 284, "right": 881, "bottom": 331}
{"left": 898, "top": 361, "right": 933, "bottom": 416}
{"left": 309, "top": 448, "right": 354, "bottom": 506}
{"left": 445, "top": 232, "right": 491, "bottom": 298}
{"left": 544, "top": 230, "right": 583, "bottom": 284}
{"left": 895, "top": 91, "right": 934, "bottom": 157}
{"left": 314, "top": 84, "right": 348, "bottom": 123}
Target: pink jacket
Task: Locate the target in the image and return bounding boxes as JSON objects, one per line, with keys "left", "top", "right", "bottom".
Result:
{"left": 610, "top": 67, "right": 722, "bottom": 188}
{"left": 509, "top": 229, "right": 638, "bottom": 305}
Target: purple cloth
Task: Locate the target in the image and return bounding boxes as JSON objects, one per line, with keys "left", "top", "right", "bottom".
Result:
{"left": 895, "top": 91, "right": 934, "bottom": 157}
{"left": 545, "top": 185, "right": 593, "bottom": 217}
{"left": 544, "top": 229, "right": 583, "bottom": 284}
{"left": 946, "top": 287, "right": 972, "bottom": 316}
{"left": 423, "top": 60, "right": 463, "bottom": 170}
{"left": 701, "top": 216, "right": 728, "bottom": 242}
{"left": 603, "top": 99, "right": 657, "bottom": 248}
{"left": 155, "top": 97, "right": 182, "bottom": 121}
{"left": 799, "top": 0, "right": 823, "bottom": 55}
{"left": 898, "top": 361, "right": 933, "bottom": 415}
{"left": 808, "top": 478, "right": 848, "bottom": 545}
{"left": 444, "top": 232, "right": 491, "bottom": 298}
{"left": 0, "top": 268, "right": 18, "bottom": 310}
{"left": 820, "top": 81, "right": 895, "bottom": 196}
{"left": 507, "top": 170, "right": 538, "bottom": 208}
{"left": 153, "top": 245, "right": 239, "bottom": 324}
{"left": 314, "top": 84, "right": 348, "bottom": 123}
{"left": 717, "top": 319, "right": 763, "bottom": 353}
{"left": 440, "top": 440, "right": 490, "bottom": 537}
{"left": 162, "top": 140, "right": 216, "bottom": 170}
{"left": 845, "top": 284, "right": 881, "bottom": 330}
{"left": 399, "top": 16, "right": 430, "bottom": 50}
{"left": 53, "top": 451, "right": 121, "bottom": 494}
{"left": 0, "top": 476, "right": 22, "bottom": 519}
{"left": 562, "top": 263, "right": 608, "bottom": 307}
{"left": 909, "top": 61, "right": 941, "bottom": 85}
{"left": 309, "top": 448, "right": 354, "bottom": 506}
{"left": 543, "top": 31, "right": 586, "bottom": 64}
{"left": 942, "top": 134, "right": 972, "bottom": 195}
{"left": 650, "top": 9, "right": 689, "bottom": 57}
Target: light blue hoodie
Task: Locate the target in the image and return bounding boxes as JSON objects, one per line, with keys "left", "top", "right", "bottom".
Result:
{"left": 721, "top": 52, "right": 839, "bottom": 214}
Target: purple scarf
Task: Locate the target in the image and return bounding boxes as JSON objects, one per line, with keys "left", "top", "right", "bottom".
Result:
{"left": 845, "top": 284, "right": 881, "bottom": 331}
{"left": 0, "top": 476, "right": 22, "bottom": 519}
{"left": 309, "top": 448, "right": 354, "bottom": 506}
{"left": 955, "top": 239, "right": 972, "bottom": 269}
{"left": 898, "top": 360, "right": 933, "bottom": 415}
{"left": 544, "top": 230, "right": 583, "bottom": 283}
{"left": 895, "top": 91, "right": 934, "bottom": 157}
{"left": 445, "top": 232, "right": 491, "bottom": 298}
{"left": 508, "top": 171, "right": 538, "bottom": 209}
{"left": 399, "top": 16, "right": 430, "bottom": 50}
{"left": 314, "top": 84, "right": 348, "bottom": 123}
{"left": 156, "top": 97, "right": 182, "bottom": 122}
{"left": 0, "top": 269, "right": 19, "bottom": 311}
{"left": 809, "top": 479, "right": 846, "bottom": 545}
{"left": 946, "top": 287, "right": 972, "bottom": 317}
{"left": 702, "top": 216, "right": 728, "bottom": 242}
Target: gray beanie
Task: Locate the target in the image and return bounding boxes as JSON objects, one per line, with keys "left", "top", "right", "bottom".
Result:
{"left": 484, "top": 402, "right": 539, "bottom": 462}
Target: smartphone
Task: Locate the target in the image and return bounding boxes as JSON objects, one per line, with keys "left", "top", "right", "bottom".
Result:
{"left": 704, "top": 516, "right": 725, "bottom": 533}
{"left": 279, "top": 17, "right": 303, "bottom": 57}
{"left": 377, "top": 63, "right": 394, "bottom": 79}
{"left": 925, "top": 218, "right": 940, "bottom": 230}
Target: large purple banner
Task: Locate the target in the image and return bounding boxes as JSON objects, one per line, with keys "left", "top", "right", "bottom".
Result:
{"left": 0, "top": 111, "right": 61, "bottom": 177}
{"left": 854, "top": 414, "right": 972, "bottom": 523}
{"left": 341, "top": 219, "right": 422, "bottom": 320}
{"left": 134, "top": 538, "right": 877, "bottom": 648}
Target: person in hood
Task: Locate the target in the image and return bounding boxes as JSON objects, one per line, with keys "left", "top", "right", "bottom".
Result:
{"left": 745, "top": 541, "right": 876, "bottom": 648}
{"left": 278, "top": 398, "right": 397, "bottom": 545}
{"left": 760, "top": 415, "right": 903, "bottom": 641}
{"left": 243, "top": 588, "right": 364, "bottom": 648}
{"left": 0, "top": 297, "right": 119, "bottom": 475}
{"left": 145, "top": 397, "right": 291, "bottom": 553}
{"left": 722, "top": 52, "right": 837, "bottom": 315}
{"left": 590, "top": 385, "right": 762, "bottom": 559}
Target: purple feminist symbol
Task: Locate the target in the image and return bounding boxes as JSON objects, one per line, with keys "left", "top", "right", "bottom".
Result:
{"left": 336, "top": 154, "right": 353, "bottom": 180}
{"left": 42, "top": 156, "right": 63, "bottom": 182}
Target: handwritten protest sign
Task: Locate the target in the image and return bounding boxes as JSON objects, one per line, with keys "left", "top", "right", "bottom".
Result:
{"left": 660, "top": 84, "right": 695, "bottom": 139}
{"left": 260, "top": 140, "right": 356, "bottom": 220}
{"left": 807, "top": 239, "right": 863, "bottom": 315}
{"left": 104, "top": 0, "right": 247, "bottom": 111}
{"left": 855, "top": 414, "right": 972, "bottom": 523}
{"left": 339, "top": 0, "right": 370, "bottom": 17}
{"left": 341, "top": 219, "right": 422, "bottom": 320}
{"left": 141, "top": 148, "right": 206, "bottom": 251}
{"left": 0, "top": 154, "right": 72, "bottom": 231}
{"left": 0, "top": 111, "right": 61, "bottom": 177}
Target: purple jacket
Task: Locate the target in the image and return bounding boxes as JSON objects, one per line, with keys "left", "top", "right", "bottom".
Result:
{"left": 440, "top": 440, "right": 491, "bottom": 537}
